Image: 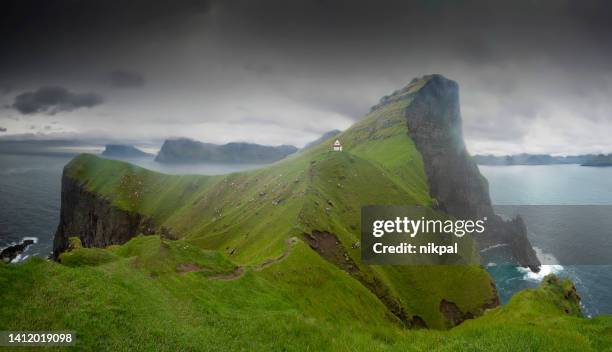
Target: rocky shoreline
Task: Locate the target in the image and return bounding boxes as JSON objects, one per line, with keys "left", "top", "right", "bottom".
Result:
{"left": 1, "top": 239, "right": 34, "bottom": 263}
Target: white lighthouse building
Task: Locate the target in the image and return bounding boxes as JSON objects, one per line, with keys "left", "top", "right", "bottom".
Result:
{"left": 332, "top": 139, "right": 343, "bottom": 152}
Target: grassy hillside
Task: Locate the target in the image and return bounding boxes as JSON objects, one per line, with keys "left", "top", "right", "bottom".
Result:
{"left": 53, "top": 77, "right": 496, "bottom": 329}
{"left": 1, "top": 236, "right": 610, "bottom": 351}
{"left": 60, "top": 79, "right": 431, "bottom": 265}
{"left": 2, "top": 76, "right": 610, "bottom": 350}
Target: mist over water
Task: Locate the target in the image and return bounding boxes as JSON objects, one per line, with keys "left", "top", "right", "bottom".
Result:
{"left": 481, "top": 164, "right": 612, "bottom": 205}
{"left": 102, "top": 156, "right": 264, "bottom": 175}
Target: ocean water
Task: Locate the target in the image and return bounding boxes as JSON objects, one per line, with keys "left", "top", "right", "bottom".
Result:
{"left": 480, "top": 164, "right": 612, "bottom": 317}
{"left": 2, "top": 154, "right": 611, "bottom": 316}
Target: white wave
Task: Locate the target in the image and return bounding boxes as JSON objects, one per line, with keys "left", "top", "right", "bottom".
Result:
{"left": 518, "top": 264, "right": 564, "bottom": 281}
{"left": 480, "top": 243, "right": 509, "bottom": 253}
{"left": 10, "top": 253, "right": 32, "bottom": 263}
{"left": 580, "top": 302, "right": 592, "bottom": 319}
{"left": 1, "top": 237, "right": 38, "bottom": 251}
{"left": 0, "top": 167, "right": 41, "bottom": 175}
{"left": 517, "top": 246, "right": 563, "bottom": 281}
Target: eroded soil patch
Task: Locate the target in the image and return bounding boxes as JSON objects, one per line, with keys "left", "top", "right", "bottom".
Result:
{"left": 176, "top": 263, "right": 203, "bottom": 274}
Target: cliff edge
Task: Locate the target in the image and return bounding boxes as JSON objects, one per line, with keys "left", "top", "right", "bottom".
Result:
{"left": 398, "top": 74, "right": 540, "bottom": 271}
{"left": 52, "top": 166, "right": 157, "bottom": 258}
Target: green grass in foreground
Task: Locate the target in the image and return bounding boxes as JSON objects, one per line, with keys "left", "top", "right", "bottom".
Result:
{"left": 1, "top": 236, "right": 610, "bottom": 351}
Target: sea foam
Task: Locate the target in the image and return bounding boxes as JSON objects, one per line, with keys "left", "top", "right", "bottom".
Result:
{"left": 517, "top": 246, "right": 563, "bottom": 281}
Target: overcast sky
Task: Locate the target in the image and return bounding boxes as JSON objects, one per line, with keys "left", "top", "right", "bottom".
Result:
{"left": 1, "top": 0, "right": 612, "bottom": 154}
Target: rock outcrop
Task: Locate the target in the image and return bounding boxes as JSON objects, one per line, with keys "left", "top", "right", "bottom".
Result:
{"left": 1, "top": 239, "right": 34, "bottom": 263}
{"left": 400, "top": 74, "right": 540, "bottom": 271}
{"left": 52, "top": 170, "right": 156, "bottom": 259}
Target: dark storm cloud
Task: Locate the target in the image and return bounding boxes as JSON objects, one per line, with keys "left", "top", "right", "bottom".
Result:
{"left": 3, "top": 0, "right": 612, "bottom": 86}
{"left": 12, "top": 86, "right": 103, "bottom": 115}
{"left": 0, "top": 0, "right": 212, "bottom": 45}
{"left": 213, "top": 0, "right": 612, "bottom": 78}
{"left": 0, "top": 0, "right": 213, "bottom": 76}
{"left": 3, "top": 0, "right": 611, "bottom": 73}
{"left": 108, "top": 70, "right": 145, "bottom": 88}
{"left": 2, "top": 0, "right": 612, "bottom": 152}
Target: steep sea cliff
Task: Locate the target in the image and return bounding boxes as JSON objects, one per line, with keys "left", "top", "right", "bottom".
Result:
{"left": 52, "top": 173, "right": 158, "bottom": 258}
{"left": 381, "top": 74, "right": 540, "bottom": 271}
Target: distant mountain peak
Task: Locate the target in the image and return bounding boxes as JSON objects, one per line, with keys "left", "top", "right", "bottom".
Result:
{"left": 155, "top": 138, "right": 298, "bottom": 164}
{"left": 371, "top": 74, "right": 447, "bottom": 112}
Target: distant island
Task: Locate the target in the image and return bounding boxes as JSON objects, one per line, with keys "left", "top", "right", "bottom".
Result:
{"left": 102, "top": 144, "right": 153, "bottom": 158}
{"left": 155, "top": 138, "right": 298, "bottom": 164}
{"left": 473, "top": 153, "right": 597, "bottom": 166}
{"left": 581, "top": 154, "right": 612, "bottom": 167}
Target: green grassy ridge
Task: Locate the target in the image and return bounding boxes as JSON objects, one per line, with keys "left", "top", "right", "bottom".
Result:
{"left": 61, "top": 127, "right": 488, "bottom": 327}
{"left": 55, "top": 76, "right": 499, "bottom": 329}
{"left": 0, "top": 236, "right": 402, "bottom": 351}
{"left": 64, "top": 155, "right": 223, "bottom": 224}
{"left": 61, "top": 80, "right": 431, "bottom": 266}
{"left": 1, "top": 236, "right": 610, "bottom": 351}
{"left": 61, "top": 78, "right": 431, "bottom": 265}
{"left": 441, "top": 276, "right": 612, "bottom": 352}
{"left": 295, "top": 151, "right": 493, "bottom": 328}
